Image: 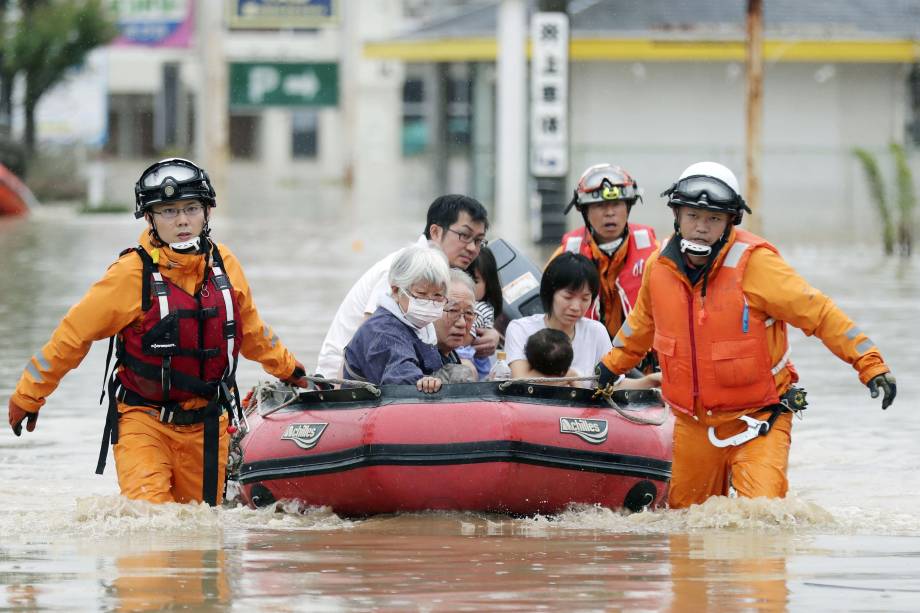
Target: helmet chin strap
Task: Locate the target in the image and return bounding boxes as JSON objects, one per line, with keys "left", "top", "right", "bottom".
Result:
{"left": 679, "top": 238, "right": 712, "bottom": 257}
{"left": 596, "top": 237, "right": 625, "bottom": 255}
{"left": 170, "top": 235, "right": 202, "bottom": 253}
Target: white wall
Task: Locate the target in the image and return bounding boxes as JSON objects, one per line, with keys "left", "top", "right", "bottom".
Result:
{"left": 567, "top": 61, "right": 911, "bottom": 245}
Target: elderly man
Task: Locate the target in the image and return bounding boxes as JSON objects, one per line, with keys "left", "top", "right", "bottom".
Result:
{"left": 432, "top": 269, "right": 479, "bottom": 383}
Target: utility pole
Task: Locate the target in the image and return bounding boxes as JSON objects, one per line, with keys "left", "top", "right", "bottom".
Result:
{"left": 745, "top": 0, "right": 764, "bottom": 234}
{"left": 196, "top": 1, "right": 228, "bottom": 201}
{"left": 495, "top": 0, "right": 528, "bottom": 247}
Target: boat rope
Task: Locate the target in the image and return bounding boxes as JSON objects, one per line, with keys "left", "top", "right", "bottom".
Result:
{"left": 497, "top": 375, "right": 599, "bottom": 390}
{"left": 249, "top": 381, "right": 302, "bottom": 417}
{"left": 304, "top": 375, "right": 382, "bottom": 397}
{"left": 497, "top": 376, "right": 669, "bottom": 426}
{"left": 592, "top": 384, "right": 670, "bottom": 426}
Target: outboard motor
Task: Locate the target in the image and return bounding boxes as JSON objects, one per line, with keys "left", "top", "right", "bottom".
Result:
{"left": 488, "top": 239, "right": 544, "bottom": 335}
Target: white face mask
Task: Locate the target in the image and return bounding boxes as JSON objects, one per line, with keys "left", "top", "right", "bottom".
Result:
{"left": 400, "top": 290, "right": 445, "bottom": 328}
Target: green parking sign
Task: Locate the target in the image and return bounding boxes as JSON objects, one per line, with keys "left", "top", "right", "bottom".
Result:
{"left": 229, "top": 62, "right": 338, "bottom": 108}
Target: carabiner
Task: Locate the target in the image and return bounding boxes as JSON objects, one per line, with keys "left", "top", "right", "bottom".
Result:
{"left": 707, "top": 414, "right": 771, "bottom": 448}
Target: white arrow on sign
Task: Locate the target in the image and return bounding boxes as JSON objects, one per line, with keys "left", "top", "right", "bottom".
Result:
{"left": 283, "top": 70, "right": 320, "bottom": 100}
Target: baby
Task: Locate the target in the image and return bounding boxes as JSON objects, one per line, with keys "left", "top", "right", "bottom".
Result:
{"left": 524, "top": 328, "right": 578, "bottom": 386}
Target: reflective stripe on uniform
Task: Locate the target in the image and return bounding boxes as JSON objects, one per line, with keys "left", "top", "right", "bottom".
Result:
{"left": 723, "top": 242, "right": 750, "bottom": 269}
{"left": 856, "top": 338, "right": 875, "bottom": 354}
{"left": 212, "top": 265, "right": 236, "bottom": 367}
{"left": 770, "top": 345, "right": 791, "bottom": 375}
{"left": 152, "top": 272, "right": 169, "bottom": 317}
{"left": 633, "top": 229, "right": 651, "bottom": 250}
{"left": 564, "top": 236, "right": 583, "bottom": 254}
{"left": 846, "top": 326, "right": 863, "bottom": 340}
{"left": 25, "top": 359, "right": 42, "bottom": 382}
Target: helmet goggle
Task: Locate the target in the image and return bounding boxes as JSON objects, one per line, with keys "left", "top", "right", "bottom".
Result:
{"left": 135, "top": 158, "right": 215, "bottom": 219}
{"left": 662, "top": 175, "right": 752, "bottom": 225}
{"left": 566, "top": 169, "right": 639, "bottom": 213}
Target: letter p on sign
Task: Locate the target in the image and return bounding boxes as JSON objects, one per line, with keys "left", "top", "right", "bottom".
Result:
{"left": 248, "top": 67, "right": 279, "bottom": 104}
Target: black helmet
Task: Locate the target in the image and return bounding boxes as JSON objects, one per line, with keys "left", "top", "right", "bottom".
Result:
{"left": 660, "top": 161, "right": 751, "bottom": 226}
{"left": 564, "top": 163, "right": 641, "bottom": 215}
{"left": 134, "top": 158, "right": 216, "bottom": 219}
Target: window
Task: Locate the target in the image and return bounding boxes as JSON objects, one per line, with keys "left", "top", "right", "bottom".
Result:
{"left": 229, "top": 113, "right": 260, "bottom": 160}
{"left": 291, "top": 110, "right": 318, "bottom": 159}
{"left": 402, "top": 77, "right": 427, "bottom": 156}
{"left": 104, "top": 94, "right": 156, "bottom": 157}
{"left": 908, "top": 64, "right": 920, "bottom": 146}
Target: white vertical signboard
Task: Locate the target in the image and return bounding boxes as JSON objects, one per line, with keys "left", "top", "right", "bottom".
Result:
{"left": 530, "top": 12, "right": 569, "bottom": 177}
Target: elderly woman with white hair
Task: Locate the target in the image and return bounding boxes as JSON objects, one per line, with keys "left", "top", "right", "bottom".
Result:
{"left": 344, "top": 245, "right": 451, "bottom": 393}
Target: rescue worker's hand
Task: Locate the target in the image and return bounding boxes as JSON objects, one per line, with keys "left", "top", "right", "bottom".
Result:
{"left": 8, "top": 399, "right": 38, "bottom": 437}
{"left": 595, "top": 362, "right": 619, "bottom": 389}
{"left": 867, "top": 373, "right": 896, "bottom": 410}
{"left": 471, "top": 327, "right": 500, "bottom": 358}
{"left": 416, "top": 376, "right": 442, "bottom": 394}
{"left": 283, "top": 360, "right": 310, "bottom": 388}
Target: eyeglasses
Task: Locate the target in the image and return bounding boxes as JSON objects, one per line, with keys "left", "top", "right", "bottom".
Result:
{"left": 150, "top": 204, "right": 205, "bottom": 219}
{"left": 401, "top": 288, "right": 447, "bottom": 306}
{"left": 444, "top": 227, "right": 488, "bottom": 248}
{"left": 443, "top": 306, "right": 477, "bottom": 324}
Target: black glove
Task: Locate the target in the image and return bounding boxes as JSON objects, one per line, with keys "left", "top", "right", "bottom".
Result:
{"left": 9, "top": 398, "right": 38, "bottom": 437}
{"left": 867, "top": 373, "right": 896, "bottom": 410}
{"left": 595, "top": 362, "right": 619, "bottom": 388}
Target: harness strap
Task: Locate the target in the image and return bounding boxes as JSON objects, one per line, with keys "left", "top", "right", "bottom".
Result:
{"left": 95, "top": 372, "right": 121, "bottom": 474}
{"left": 118, "top": 352, "right": 220, "bottom": 398}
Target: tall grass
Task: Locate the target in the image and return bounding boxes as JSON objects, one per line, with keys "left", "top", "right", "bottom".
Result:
{"left": 890, "top": 143, "right": 916, "bottom": 256}
{"left": 853, "top": 147, "right": 894, "bottom": 255}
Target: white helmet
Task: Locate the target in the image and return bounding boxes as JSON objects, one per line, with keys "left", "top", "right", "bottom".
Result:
{"left": 661, "top": 161, "right": 751, "bottom": 225}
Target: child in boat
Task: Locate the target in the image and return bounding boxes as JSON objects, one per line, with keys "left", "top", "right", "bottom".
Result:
{"left": 456, "top": 246, "right": 503, "bottom": 379}
{"left": 524, "top": 328, "right": 578, "bottom": 386}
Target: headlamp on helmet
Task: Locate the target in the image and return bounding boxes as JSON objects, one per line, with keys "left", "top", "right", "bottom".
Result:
{"left": 134, "top": 158, "right": 216, "bottom": 219}
{"left": 565, "top": 163, "right": 641, "bottom": 214}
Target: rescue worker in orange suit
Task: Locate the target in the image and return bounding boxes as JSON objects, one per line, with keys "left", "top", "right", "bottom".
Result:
{"left": 596, "top": 161, "right": 896, "bottom": 509}
{"left": 6, "top": 158, "right": 310, "bottom": 505}
{"left": 547, "top": 164, "right": 659, "bottom": 340}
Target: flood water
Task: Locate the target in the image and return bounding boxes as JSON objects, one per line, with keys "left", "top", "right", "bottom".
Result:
{"left": 1, "top": 194, "right": 918, "bottom": 611}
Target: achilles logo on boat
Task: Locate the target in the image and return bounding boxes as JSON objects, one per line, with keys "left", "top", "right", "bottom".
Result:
{"left": 281, "top": 423, "right": 328, "bottom": 450}
{"left": 559, "top": 417, "right": 608, "bottom": 444}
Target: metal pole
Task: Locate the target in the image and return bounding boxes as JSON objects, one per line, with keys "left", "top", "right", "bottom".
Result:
{"left": 745, "top": 0, "right": 764, "bottom": 234}
{"left": 495, "top": 0, "right": 528, "bottom": 247}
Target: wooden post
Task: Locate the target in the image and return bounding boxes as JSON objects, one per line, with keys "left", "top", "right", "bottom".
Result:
{"left": 745, "top": 0, "right": 764, "bottom": 234}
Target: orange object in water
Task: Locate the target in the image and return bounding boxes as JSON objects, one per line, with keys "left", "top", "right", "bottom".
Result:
{"left": 0, "top": 163, "right": 37, "bottom": 216}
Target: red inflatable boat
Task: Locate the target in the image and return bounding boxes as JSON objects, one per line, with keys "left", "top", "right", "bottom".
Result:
{"left": 0, "top": 163, "right": 36, "bottom": 216}
{"left": 235, "top": 382, "right": 673, "bottom": 516}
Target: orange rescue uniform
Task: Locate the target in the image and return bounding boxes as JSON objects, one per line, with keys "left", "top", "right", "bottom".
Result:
{"left": 601, "top": 228, "right": 890, "bottom": 508}
{"left": 548, "top": 223, "right": 658, "bottom": 338}
{"left": 11, "top": 231, "right": 298, "bottom": 504}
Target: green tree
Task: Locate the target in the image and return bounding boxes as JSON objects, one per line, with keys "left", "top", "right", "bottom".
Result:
{"left": 4, "top": 0, "right": 117, "bottom": 154}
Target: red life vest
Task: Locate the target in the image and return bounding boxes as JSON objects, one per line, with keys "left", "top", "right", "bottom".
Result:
{"left": 561, "top": 223, "right": 657, "bottom": 332}
{"left": 116, "top": 245, "right": 242, "bottom": 403}
{"left": 647, "top": 229, "right": 790, "bottom": 415}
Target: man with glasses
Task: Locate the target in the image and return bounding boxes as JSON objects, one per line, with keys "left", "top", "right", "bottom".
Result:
{"left": 548, "top": 163, "right": 658, "bottom": 341}
{"left": 316, "top": 194, "right": 498, "bottom": 380}
{"left": 7, "top": 157, "right": 311, "bottom": 506}
{"left": 432, "top": 269, "right": 479, "bottom": 382}
{"left": 596, "top": 161, "right": 896, "bottom": 508}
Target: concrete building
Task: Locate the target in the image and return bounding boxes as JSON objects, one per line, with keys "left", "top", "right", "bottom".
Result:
{"left": 366, "top": 0, "right": 920, "bottom": 244}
